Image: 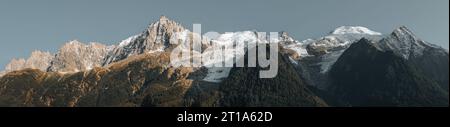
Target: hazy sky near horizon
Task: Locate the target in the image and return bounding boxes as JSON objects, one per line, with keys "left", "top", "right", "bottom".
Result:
{"left": 0, "top": 0, "right": 448, "bottom": 68}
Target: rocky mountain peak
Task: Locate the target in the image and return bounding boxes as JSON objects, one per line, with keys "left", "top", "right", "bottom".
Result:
{"left": 278, "top": 31, "right": 296, "bottom": 45}
{"left": 4, "top": 58, "right": 26, "bottom": 71}
{"left": 377, "top": 26, "right": 434, "bottom": 59}
{"left": 68, "top": 40, "right": 82, "bottom": 45}
{"left": 25, "top": 50, "right": 53, "bottom": 70}
{"left": 158, "top": 15, "right": 170, "bottom": 22}
{"left": 392, "top": 26, "right": 415, "bottom": 37}
{"left": 390, "top": 26, "right": 422, "bottom": 44}
{"left": 103, "top": 16, "right": 190, "bottom": 65}
{"left": 145, "top": 15, "right": 187, "bottom": 48}
{"left": 1, "top": 50, "right": 53, "bottom": 76}
{"left": 48, "top": 41, "right": 108, "bottom": 72}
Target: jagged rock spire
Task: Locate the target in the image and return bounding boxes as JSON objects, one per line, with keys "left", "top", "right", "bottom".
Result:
{"left": 103, "top": 16, "right": 189, "bottom": 65}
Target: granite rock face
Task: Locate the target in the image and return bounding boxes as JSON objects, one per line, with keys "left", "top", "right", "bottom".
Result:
{"left": 47, "top": 40, "right": 108, "bottom": 72}
{"left": 103, "top": 16, "right": 193, "bottom": 65}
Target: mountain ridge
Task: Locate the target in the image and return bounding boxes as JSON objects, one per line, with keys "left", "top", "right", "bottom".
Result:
{"left": 0, "top": 16, "right": 448, "bottom": 107}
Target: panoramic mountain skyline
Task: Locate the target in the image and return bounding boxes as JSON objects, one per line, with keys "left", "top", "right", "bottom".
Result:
{"left": 0, "top": 0, "right": 448, "bottom": 69}
{"left": 0, "top": 2, "right": 448, "bottom": 127}
{"left": 0, "top": 15, "right": 447, "bottom": 107}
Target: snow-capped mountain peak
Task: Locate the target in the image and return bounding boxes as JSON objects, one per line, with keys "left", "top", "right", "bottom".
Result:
{"left": 298, "top": 26, "right": 384, "bottom": 74}
{"left": 331, "top": 26, "right": 382, "bottom": 35}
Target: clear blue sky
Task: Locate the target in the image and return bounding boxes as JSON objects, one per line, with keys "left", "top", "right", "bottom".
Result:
{"left": 0, "top": 0, "right": 448, "bottom": 68}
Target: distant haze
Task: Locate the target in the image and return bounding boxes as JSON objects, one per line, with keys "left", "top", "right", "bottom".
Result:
{"left": 0, "top": 0, "right": 448, "bottom": 68}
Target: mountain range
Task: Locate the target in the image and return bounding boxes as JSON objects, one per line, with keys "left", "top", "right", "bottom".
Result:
{"left": 0, "top": 16, "right": 448, "bottom": 107}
